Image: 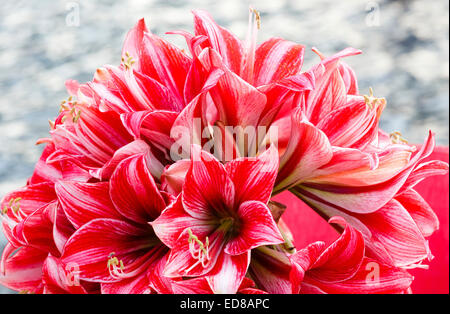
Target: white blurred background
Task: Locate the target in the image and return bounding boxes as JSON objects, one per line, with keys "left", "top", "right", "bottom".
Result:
{"left": 0, "top": 0, "right": 448, "bottom": 293}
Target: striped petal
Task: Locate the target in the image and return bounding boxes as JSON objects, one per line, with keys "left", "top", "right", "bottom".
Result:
{"left": 253, "top": 38, "right": 304, "bottom": 86}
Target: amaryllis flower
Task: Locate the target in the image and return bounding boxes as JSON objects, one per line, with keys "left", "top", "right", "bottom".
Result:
{"left": 56, "top": 153, "right": 170, "bottom": 293}
{"left": 164, "top": 9, "right": 314, "bottom": 163}
{"left": 289, "top": 217, "right": 413, "bottom": 294}
{"left": 152, "top": 145, "right": 284, "bottom": 293}
{"left": 270, "top": 49, "right": 449, "bottom": 268}
{"left": 1, "top": 8, "right": 448, "bottom": 295}
{"left": 0, "top": 144, "right": 95, "bottom": 293}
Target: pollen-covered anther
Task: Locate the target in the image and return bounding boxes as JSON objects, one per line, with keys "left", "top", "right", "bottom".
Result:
{"left": 390, "top": 131, "right": 408, "bottom": 144}
{"left": 59, "top": 103, "right": 69, "bottom": 113}
{"left": 72, "top": 109, "right": 82, "bottom": 123}
{"left": 107, "top": 253, "right": 126, "bottom": 279}
{"left": 186, "top": 228, "right": 211, "bottom": 272}
{"left": 10, "top": 198, "right": 22, "bottom": 214}
{"left": 363, "top": 87, "right": 384, "bottom": 109}
{"left": 122, "top": 51, "right": 136, "bottom": 70}
{"left": 251, "top": 8, "right": 261, "bottom": 29}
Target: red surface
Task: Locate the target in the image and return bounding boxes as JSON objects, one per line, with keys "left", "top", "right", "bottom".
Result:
{"left": 276, "top": 146, "right": 449, "bottom": 294}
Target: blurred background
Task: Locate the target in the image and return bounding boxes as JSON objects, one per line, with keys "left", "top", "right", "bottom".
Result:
{"left": 0, "top": 0, "right": 448, "bottom": 293}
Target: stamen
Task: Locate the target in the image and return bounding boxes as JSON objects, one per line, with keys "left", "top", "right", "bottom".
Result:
{"left": 107, "top": 253, "right": 126, "bottom": 279}
{"left": 11, "top": 198, "right": 22, "bottom": 214}
{"left": 186, "top": 228, "right": 211, "bottom": 272}
{"left": 252, "top": 8, "right": 261, "bottom": 30}
{"left": 241, "top": 7, "right": 261, "bottom": 84}
{"left": 73, "top": 110, "right": 82, "bottom": 123}
{"left": 122, "top": 51, "right": 136, "bottom": 70}
{"left": 106, "top": 248, "right": 163, "bottom": 280}
{"left": 390, "top": 131, "right": 408, "bottom": 144}
{"left": 363, "top": 87, "right": 384, "bottom": 110}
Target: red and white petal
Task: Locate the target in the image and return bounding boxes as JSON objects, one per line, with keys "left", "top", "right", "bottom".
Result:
{"left": 163, "top": 229, "right": 225, "bottom": 278}
{"left": 339, "top": 61, "right": 359, "bottom": 95}
{"left": 317, "top": 96, "right": 385, "bottom": 150}
{"left": 147, "top": 254, "right": 175, "bottom": 294}
{"left": 171, "top": 277, "right": 213, "bottom": 294}
{"left": 121, "top": 111, "right": 177, "bottom": 144}
{"left": 89, "top": 140, "right": 151, "bottom": 180}
{"left": 225, "top": 201, "right": 283, "bottom": 256}
{"left": 121, "top": 18, "right": 148, "bottom": 73}
{"left": 395, "top": 189, "right": 439, "bottom": 237}
{"left": 183, "top": 47, "right": 225, "bottom": 104}
{"left": 110, "top": 154, "right": 166, "bottom": 223}
{"left": 53, "top": 203, "right": 76, "bottom": 255}
{"left": 101, "top": 271, "right": 152, "bottom": 294}
{"left": 290, "top": 242, "right": 326, "bottom": 294}
{"left": 307, "top": 217, "right": 365, "bottom": 283}
{"left": 20, "top": 202, "right": 60, "bottom": 257}
{"left": 192, "top": 9, "right": 243, "bottom": 74}
{"left": 182, "top": 145, "right": 235, "bottom": 219}
{"left": 140, "top": 32, "right": 191, "bottom": 106}
{"left": 151, "top": 196, "right": 212, "bottom": 248}
{"left": 207, "top": 251, "right": 250, "bottom": 294}
{"left": 249, "top": 246, "right": 292, "bottom": 294}
{"left": 161, "top": 159, "right": 191, "bottom": 195}
{"left": 28, "top": 143, "right": 63, "bottom": 184}
{"left": 304, "top": 48, "right": 361, "bottom": 125}
{"left": 208, "top": 69, "right": 267, "bottom": 134}
{"left": 61, "top": 218, "right": 156, "bottom": 282}
{"left": 55, "top": 181, "right": 121, "bottom": 229}
{"left": 225, "top": 145, "right": 279, "bottom": 205}
{"left": 276, "top": 111, "right": 333, "bottom": 192}
{"left": 253, "top": 38, "right": 304, "bottom": 87}
{"left": 302, "top": 258, "right": 412, "bottom": 294}
{"left": 1, "top": 182, "right": 56, "bottom": 219}
{"left": 42, "top": 255, "right": 87, "bottom": 294}
{"left": 0, "top": 246, "right": 47, "bottom": 293}
{"left": 296, "top": 132, "right": 436, "bottom": 214}
{"left": 399, "top": 160, "right": 449, "bottom": 194}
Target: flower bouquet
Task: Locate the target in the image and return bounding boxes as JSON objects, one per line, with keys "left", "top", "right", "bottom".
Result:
{"left": 0, "top": 9, "right": 448, "bottom": 294}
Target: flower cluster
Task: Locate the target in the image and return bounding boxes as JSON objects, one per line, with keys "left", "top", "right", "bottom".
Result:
{"left": 0, "top": 9, "right": 448, "bottom": 294}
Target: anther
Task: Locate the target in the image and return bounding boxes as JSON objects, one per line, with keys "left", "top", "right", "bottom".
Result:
{"left": 390, "top": 131, "right": 408, "bottom": 144}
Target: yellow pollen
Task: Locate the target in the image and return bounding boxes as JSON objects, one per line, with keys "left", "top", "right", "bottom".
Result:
{"left": 251, "top": 8, "right": 261, "bottom": 29}
{"left": 122, "top": 51, "right": 136, "bottom": 70}
{"left": 73, "top": 110, "right": 82, "bottom": 123}
{"left": 187, "top": 228, "right": 209, "bottom": 257}
{"left": 390, "top": 131, "right": 408, "bottom": 144}
{"left": 363, "top": 87, "right": 383, "bottom": 109}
